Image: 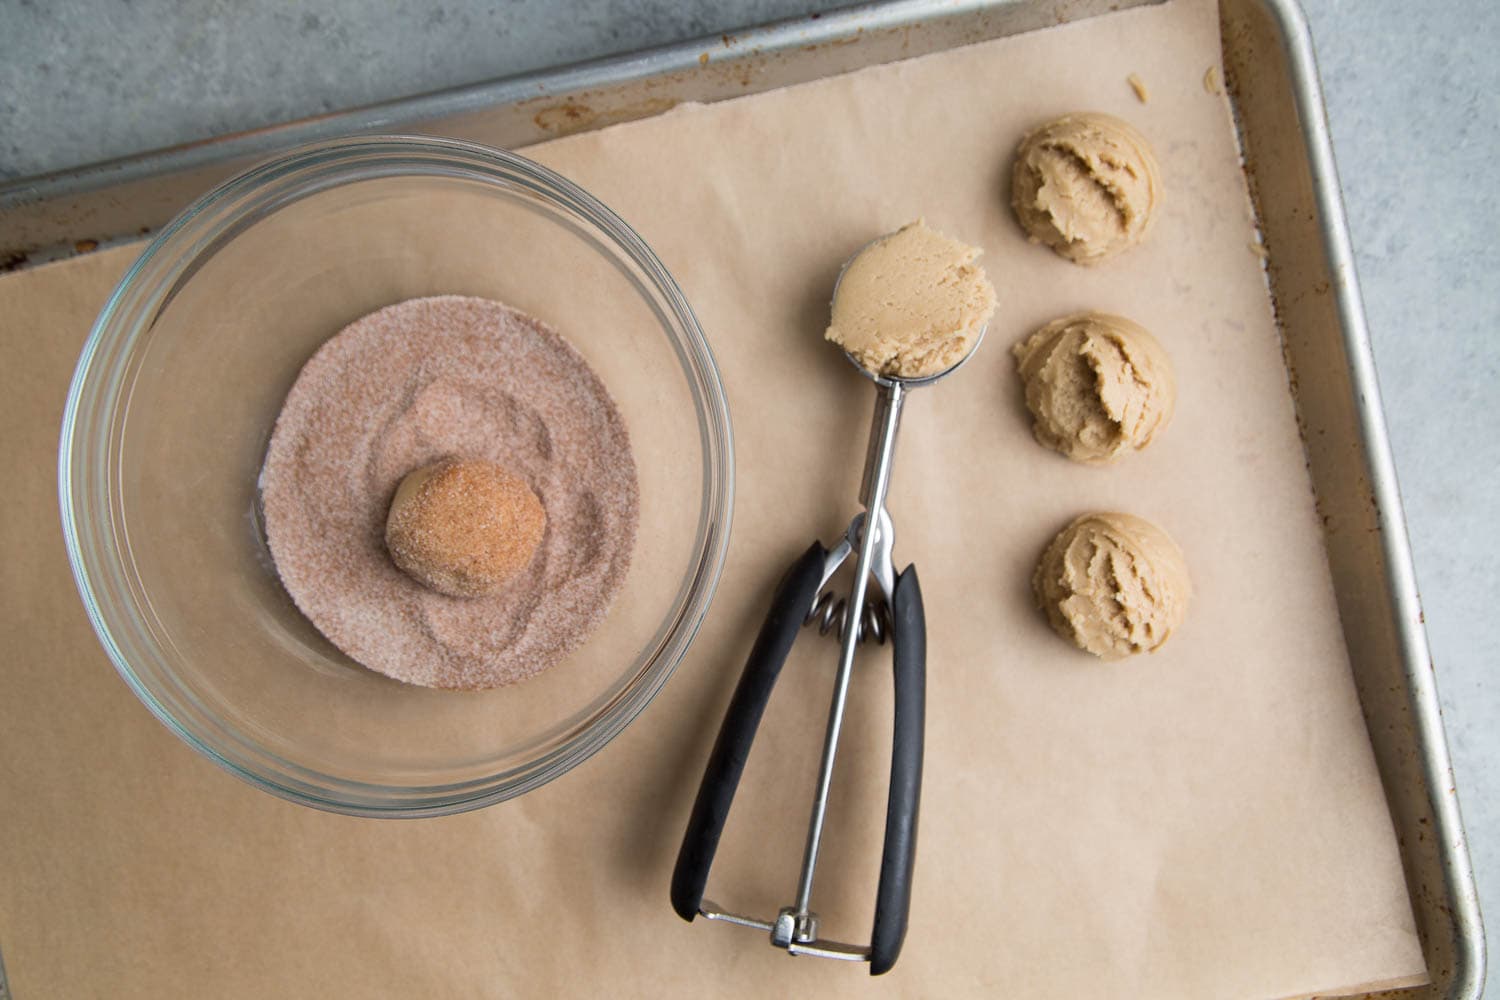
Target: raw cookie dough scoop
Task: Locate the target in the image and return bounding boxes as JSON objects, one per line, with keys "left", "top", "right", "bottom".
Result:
{"left": 671, "top": 224, "right": 994, "bottom": 974}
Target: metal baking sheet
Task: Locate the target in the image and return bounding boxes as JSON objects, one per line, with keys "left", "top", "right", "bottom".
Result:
{"left": 0, "top": 0, "right": 1481, "bottom": 996}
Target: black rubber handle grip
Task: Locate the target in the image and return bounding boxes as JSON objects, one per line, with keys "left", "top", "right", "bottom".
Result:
{"left": 670, "top": 541, "right": 829, "bottom": 922}
{"left": 869, "top": 564, "right": 926, "bottom": 975}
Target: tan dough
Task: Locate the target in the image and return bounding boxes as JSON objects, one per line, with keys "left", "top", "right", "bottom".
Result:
{"left": 1013, "top": 311, "right": 1175, "bottom": 463}
{"left": 385, "top": 458, "right": 547, "bottom": 599}
{"left": 1011, "top": 112, "right": 1162, "bottom": 265}
{"left": 825, "top": 219, "right": 997, "bottom": 379}
{"left": 1033, "top": 512, "right": 1190, "bottom": 660}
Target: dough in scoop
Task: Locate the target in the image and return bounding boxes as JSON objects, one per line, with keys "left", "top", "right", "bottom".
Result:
{"left": 1013, "top": 311, "right": 1175, "bottom": 463}
{"left": 1011, "top": 112, "right": 1162, "bottom": 265}
{"left": 1032, "top": 512, "right": 1190, "bottom": 660}
{"left": 825, "top": 220, "right": 997, "bottom": 379}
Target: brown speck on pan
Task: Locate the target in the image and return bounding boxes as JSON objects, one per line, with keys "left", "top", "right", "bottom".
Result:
{"left": 1127, "top": 73, "right": 1149, "bottom": 104}
{"left": 532, "top": 101, "right": 597, "bottom": 133}
{"left": 74, "top": 239, "right": 99, "bottom": 254}
{"left": 698, "top": 52, "right": 709, "bottom": 67}
{"left": 1204, "top": 65, "right": 1222, "bottom": 95}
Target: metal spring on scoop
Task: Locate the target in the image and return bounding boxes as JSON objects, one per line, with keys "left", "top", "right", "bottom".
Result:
{"left": 804, "top": 590, "right": 891, "bottom": 646}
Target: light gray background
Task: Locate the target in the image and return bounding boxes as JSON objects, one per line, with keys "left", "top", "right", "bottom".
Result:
{"left": 1, "top": 0, "right": 1494, "bottom": 991}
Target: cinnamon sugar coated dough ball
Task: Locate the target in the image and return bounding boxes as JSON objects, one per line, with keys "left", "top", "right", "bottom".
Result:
{"left": 385, "top": 459, "right": 546, "bottom": 599}
{"left": 1033, "top": 512, "right": 1190, "bottom": 660}
{"left": 1011, "top": 112, "right": 1162, "bottom": 265}
{"left": 825, "top": 220, "right": 997, "bottom": 379}
{"left": 1013, "top": 311, "right": 1175, "bottom": 463}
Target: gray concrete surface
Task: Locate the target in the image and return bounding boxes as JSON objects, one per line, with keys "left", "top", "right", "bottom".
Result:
{"left": 0, "top": 0, "right": 854, "bottom": 180}
{"left": 1, "top": 0, "right": 1495, "bottom": 992}
{"left": 1310, "top": 2, "right": 1498, "bottom": 989}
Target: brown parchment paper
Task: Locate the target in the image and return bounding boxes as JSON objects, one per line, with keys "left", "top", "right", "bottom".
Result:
{"left": 0, "top": 0, "right": 1426, "bottom": 997}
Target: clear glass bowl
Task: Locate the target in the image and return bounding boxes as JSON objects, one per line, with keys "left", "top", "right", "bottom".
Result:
{"left": 59, "top": 135, "right": 733, "bottom": 817}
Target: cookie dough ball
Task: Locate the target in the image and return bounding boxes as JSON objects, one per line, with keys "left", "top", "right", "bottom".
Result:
{"left": 826, "top": 220, "right": 997, "bottom": 380}
{"left": 385, "top": 458, "right": 546, "bottom": 598}
{"left": 1013, "top": 311, "right": 1175, "bottom": 463}
{"left": 1011, "top": 113, "right": 1161, "bottom": 265}
{"left": 1032, "top": 512, "right": 1190, "bottom": 660}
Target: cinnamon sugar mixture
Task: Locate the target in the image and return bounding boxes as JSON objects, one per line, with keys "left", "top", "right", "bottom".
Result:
{"left": 259, "top": 295, "right": 639, "bottom": 690}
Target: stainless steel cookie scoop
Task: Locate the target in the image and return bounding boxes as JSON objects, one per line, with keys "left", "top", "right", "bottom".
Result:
{"left": 670, "top": 244, "right": 987, "bottom": 975}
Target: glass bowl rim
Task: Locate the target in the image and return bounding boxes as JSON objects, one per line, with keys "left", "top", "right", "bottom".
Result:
{"left": 57, "top": 134, "right": 735, "bottom": 818}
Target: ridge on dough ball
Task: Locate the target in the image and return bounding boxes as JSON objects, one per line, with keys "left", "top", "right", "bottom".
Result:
{"left": 1013, "top": 311, "right": 1175, "bottom": 463}
{"left": 825, "top": 219, "right": 997, "bottom": 380}
{"left": 1011, "top": 112, "right": 1162, "bottom": 265}
{"left": 1032, "top": 512, "right": 1190, "bottom": 660}
{"left": 385, "top": 458, "right": 547, "bottom": 599}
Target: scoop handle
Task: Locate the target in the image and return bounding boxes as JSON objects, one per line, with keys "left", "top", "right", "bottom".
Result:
{"left": 670, "top": 541, "right": 829, "bottom": 922}
{"left": 869, "top": 563, "right": 926, "bottom": 975}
